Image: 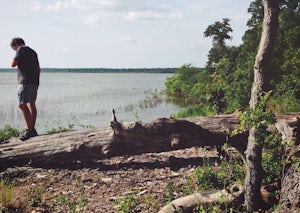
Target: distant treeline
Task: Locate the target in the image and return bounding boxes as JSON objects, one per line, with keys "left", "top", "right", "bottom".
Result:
{"left": 0, "top": 68, "right": 175, "bottom": 73}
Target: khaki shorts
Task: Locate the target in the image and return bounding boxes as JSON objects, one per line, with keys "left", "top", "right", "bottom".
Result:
{"left": 18, "top": 84, "right": 38, "bottom": 104}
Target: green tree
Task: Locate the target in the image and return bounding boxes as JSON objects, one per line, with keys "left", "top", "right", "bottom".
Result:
{"left": 269, "top": 0, "right": 300, "bottom": 111}
{"left": 204, "top": 18, "right": 233, "bottom": 48}
{"left": 166, "top": 0, "right": 300, "bottom": 117}
{"left": 204, "top": 18, "right": 233, "bottom": 73}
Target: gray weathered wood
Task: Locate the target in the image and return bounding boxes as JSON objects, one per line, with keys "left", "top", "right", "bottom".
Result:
{"left": 159, "top": 184, "right": 244, "bottom": 213}
{"left": 0, "top": 114, "right": 245, "bottom": 169}
{"left": 0, "top": 113, "right": 298, "bottom": 171}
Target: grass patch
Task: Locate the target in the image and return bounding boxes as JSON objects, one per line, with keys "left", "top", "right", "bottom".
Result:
{"left": 114, "top": 193, "right": 138, "bottom": 213}
{"left": 27, "top": 185, "right": 46, "bottom": 207}
{"left": 46, "top": 124, "right": 75, "bottom": 134}
{"left": 0, "top": 179, "right": 14, "bottom": 208}
{"left": 0, "top": 125, "right": 20, "bottom": 142}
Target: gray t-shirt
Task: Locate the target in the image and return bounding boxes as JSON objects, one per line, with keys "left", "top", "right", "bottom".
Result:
{"left": 14, "top": 46, "right": 40, "bottom": 85}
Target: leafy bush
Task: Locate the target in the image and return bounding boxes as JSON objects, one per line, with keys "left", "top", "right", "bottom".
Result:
{"left": 263, "top": 128, "right": 286, "bottom": 183}
{"left": 189, "top": 159, "right": 243, "bottom": 191}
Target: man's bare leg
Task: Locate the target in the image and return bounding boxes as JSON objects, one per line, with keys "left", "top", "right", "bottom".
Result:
{"left": 19, "top": 102, "right": 38, "bottom": 140}
{"left": 27, "top": 102, "right": 37, "bottom": 130}
{"left": 19, "top": 103, "right": 32, "bottom": 130}
{"left": 19, "top": 102, "right": 37, "bottom": 130}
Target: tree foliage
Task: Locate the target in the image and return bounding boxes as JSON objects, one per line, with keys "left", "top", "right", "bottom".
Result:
{"left": 166, "top": 0, "right": 300, "bottom": 117}
{"left": 203, "top": 18, "right": 232, "bottom": 48}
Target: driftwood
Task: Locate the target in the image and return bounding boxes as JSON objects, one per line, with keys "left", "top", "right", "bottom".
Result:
{"left": 159, "top": 184, "right": 244, "bottom": 213}
{"left": 0, "top": 112, "right": 299, "bottom": 170}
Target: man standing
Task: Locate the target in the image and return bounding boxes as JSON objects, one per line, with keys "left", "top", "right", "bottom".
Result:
{"left": 10, "top": 37, "right": 40, "bottom": 141}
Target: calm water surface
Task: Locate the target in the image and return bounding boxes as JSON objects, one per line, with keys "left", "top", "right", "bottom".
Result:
{"left": 0, "top": 72, "right": 180, "bottom": 133}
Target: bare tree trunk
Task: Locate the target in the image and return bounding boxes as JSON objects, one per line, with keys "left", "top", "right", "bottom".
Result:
{"left": 245, "top": 0, "right": 280, "bottom": 211}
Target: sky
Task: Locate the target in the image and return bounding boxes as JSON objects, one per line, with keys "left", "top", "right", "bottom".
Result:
{"left": 0, "top": 0, "right": 252, "bottom": 68}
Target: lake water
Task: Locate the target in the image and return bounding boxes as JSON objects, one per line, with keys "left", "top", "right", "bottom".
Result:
{"left": 0, "top": 72, "right": 180, "bottom": 134}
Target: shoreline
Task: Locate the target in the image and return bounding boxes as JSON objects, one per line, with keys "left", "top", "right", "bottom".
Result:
{"left": 0, "top": 67, "right": 176, "bottom": 73}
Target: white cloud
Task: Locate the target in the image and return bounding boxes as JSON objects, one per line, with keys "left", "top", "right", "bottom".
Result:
{"left": 45, "top": 1, "right": 68, "bottom": 11}
{"left": 188, "top": 41, "right": 198, "bottom": 48}
{"left": 31, "top": 0, "right": 183, "bottom": 25}
{"left": 234, "top": 11, "right": 249, "bottom": 21}
{"left": 119, "top": 35, "right": 137, "bottom": 43}
{"left": 48, "top": 47, "right": 71, "bottom": 54}
{"left": 34, "top": 0, "right": 182, "bottom": 17}
{"left": 126, "top": 10, "right": 183, "bottom": 21}
{"left": 66, "top": 0, "right": 118, "bottom": 10}
{"left": 1, "top": 41, "right": 8, "bottom": 48}
{"left": 38, "top": 0, "right": 119, "bottom": 11}
{"left": 31, "top": 0, "right": 42, "bottom": 11}
{"left": 124, "top": 3, "right": 183, "bottom": 21}
{"left": 84, "top": 14, "right": 100, "bottom": 25}
{"left": 105, "top": 41, "right": 113, "bottom": 46}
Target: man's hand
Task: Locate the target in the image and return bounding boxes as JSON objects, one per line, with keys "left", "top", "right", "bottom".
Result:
{"left": 11, "top": 59, "right": 18, "bottom": 67}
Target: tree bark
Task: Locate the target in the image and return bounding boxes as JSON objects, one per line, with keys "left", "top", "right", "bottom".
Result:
{"left": 279, "top": 151, "right": 300, "bottom": 212}
{"left": 245, "top": 0, "right": 280, "bottom": 211}
{"left": 277, "top": 114, "right": 300, "bottom": 212}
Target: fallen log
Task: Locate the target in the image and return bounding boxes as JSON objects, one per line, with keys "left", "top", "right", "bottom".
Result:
{"left": 0, "top": 113, "right": 243, "bottom": 169}
{"left": 0, "top": 112, "right": 299, "bottom": 170}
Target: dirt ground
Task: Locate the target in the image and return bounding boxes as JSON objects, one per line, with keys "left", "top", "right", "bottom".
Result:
{"left": 1, "top": 147, "right": 218, "bottom": 213}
